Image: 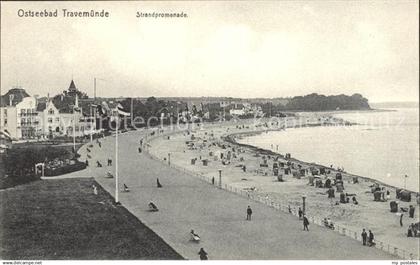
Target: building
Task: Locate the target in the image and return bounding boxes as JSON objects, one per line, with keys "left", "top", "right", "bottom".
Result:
{"left": 0, "top": 87, "right": 39, "bottom": 139}
{"left": 0, "top": 130, "right": 12, "bottom": 153}
{"left": 0, "top": 81, "right": 96, "bottom": 140}
{"left": 37, "top": 99, "right": 62, "bottom": 138}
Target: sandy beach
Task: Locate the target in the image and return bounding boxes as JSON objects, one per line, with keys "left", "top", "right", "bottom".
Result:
{"left": 147, "top": 116, "right": 420, "bottom": 259}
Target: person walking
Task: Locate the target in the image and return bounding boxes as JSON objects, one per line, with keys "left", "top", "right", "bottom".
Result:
{"left": 303, "top": 215, "right": 309, "bottom": 231}
{"left": 198, "top": 248, "right": 208, "bottom": 260}
{"left": 298, "top": 207, "right": 303, "bottom": 220}
{"left": 361, "top": 229, "right": 367, "bottom": 246}
{"left": 157, "top": 178, "right": 162, "bottom": 188}
{"left": 409, "top": 205, "right": 415, "bottom": 218}
{"left": 400, "top": 213, "right": 404, "bottom": 227}
{"left": 246, "top": 206, "right": 252, "bottom": 221}
{"left": 368, "top": 230, "right": 375, "bottom": 246}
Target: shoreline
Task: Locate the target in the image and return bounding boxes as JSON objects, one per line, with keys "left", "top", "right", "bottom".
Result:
{"left": 145, "top": 117, "right": 419, "bottom": 259}
{"left": 224, "top": 128, "right": 419, "bottom": 195}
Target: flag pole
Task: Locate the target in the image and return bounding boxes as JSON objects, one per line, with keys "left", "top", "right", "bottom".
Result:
{"left": 73, "top": 112, "right": 76, "bottom": 152}
{"left": 90, "top": 105, "right": 93, "bottom": 143}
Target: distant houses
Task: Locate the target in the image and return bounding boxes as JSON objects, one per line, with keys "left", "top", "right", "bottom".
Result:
{"left": 1, "top": 80, "right": 370, "bottom": 142}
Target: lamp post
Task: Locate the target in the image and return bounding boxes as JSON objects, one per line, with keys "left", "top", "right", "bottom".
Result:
{"left": 115, "top": 112, "right": 119, "bottom": 204}
{"left": 302, "top": 194, "right": 307, "bottom": 214}
{"left": 403, "top": 175, "right": 408, "bottom": 189}
{"left": 168, "top": 153, "right": 171, "bottom": 166}
{"left": 72, "top": 112, "right": 76, "bottom": 153}
{"left": 218, "top": 169, "right": 222, "bottom": 188}
{"left": 90, "top": 105, "right": 93, "bottom": 143}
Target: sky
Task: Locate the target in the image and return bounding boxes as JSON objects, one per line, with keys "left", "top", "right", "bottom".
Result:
{"left": 1, "top": 1, "right": 419, "bottom": 103}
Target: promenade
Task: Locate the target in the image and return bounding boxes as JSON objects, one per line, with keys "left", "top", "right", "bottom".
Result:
{"left": 65, "top": 128, "right": 395, "bottom": 260}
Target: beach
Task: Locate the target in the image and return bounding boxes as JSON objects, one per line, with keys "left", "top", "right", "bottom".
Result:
{"left": 146, "top": 115, "right": 420, "bottom": 259}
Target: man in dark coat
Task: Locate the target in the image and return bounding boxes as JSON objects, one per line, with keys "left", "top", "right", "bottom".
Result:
{"left": 409, "top": 205, "right": 415, "bottom": 218}
{"left": 246, "top": 206, "right": 252, "bottom": 220}
{"left": 361, "top": 228, "right": 367, "bottom": 245}
{"left": 198, "top": 248, "right": 208, "bottom": 260}
{"left": 298, "top": 207, "right": 303, "bottom": 220}
{"left": 303, "top": 215, "right": 309, "bottom": 231}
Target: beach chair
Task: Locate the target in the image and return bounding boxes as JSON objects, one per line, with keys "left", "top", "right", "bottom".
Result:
{"left": 148, "top": 202, "right": 159, "bottom": 212}
{"left": 123, "top": 184, "right": 130, "bottom": 192}
{"left": 190, "top": 231, "right": 201, "bottom": 242}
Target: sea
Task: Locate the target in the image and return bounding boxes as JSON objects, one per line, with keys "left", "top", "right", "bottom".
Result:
{"left": 238, "top": 108, "right": 419, "bottom": 192}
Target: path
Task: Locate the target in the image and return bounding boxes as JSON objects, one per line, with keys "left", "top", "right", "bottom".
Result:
{"left": 60, "top": 129, "right": 395, "bottom": 260}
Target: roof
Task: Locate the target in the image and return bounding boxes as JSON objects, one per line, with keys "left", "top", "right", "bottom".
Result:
{"left": 36, "top": 102, "right": 47, "bottom": 112}
{"left": 69, "top": 80, "right": 77, "bottom": 91}
{"left": 0, "top": 87, "right": 30, "bottom": 107}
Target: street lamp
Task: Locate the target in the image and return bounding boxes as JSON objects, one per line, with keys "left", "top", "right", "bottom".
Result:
{"left": 302, "top": 194, "right": 307, "bottom": 214}
{"left": 403, "top": 175, "right": 408, "bottom": 189}
{"left": 168, "top": 153, "right": 171, "bottom": 166}
{"left": 218, "top": 169, "right": 222, "bottom": 188}
{"left": 115, "top": 111, "right": 119, "bottom": 204}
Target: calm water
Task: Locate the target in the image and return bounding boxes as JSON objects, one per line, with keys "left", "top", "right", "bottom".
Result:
{"left": 239, "top": 108, "right": 419, "bottom": 191}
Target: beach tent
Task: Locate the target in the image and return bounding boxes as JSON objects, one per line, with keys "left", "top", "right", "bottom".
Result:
{"left": 396, "top": 189, "right": 412, "bottom": 202}
{"left": 373, "top": 191, "right": 382, "bottom": 201}
{"left": 308, "top": 176, "right": 314, "bottom": 186}
{"left": 300, "top": 169, "right": 306, "bottom": 177}
{"left": 335, "top": 179, "right": 344, "bottom": 192}
{"left": 340, "top": 192, "right": 346, "bottom": 203}
{"left": 325, "top": 179, "right": 332, "bottom": 188}
{"left": 328, "top": 188, "right": 335, "bottom": 198}
{"left": 315, "top": 179, "right": 323, "bottom": 188}
{"left": 390, "top": 201, "right": 398, "bottom": 212}
{"left": 335, "top": 173, "right": 342, "bottom": 180}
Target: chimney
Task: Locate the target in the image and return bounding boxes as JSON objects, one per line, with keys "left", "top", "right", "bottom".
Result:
{"left": 9, "top": 94, "right": 14, "bottom": 106}
{"left": 34, "top": 94, "right": 39, "bottom": 107}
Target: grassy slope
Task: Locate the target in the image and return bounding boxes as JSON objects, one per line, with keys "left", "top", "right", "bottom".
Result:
{"left": 0, "top": 178, "right": 183, "bottom": 260}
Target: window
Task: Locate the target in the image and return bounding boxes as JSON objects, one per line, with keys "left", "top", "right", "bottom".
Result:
{"left": 48, "top": 109, "right": 54, "bottom": 115}
{"left": 48, "top": 118, "right": 53, "bottom": 123}
{"left": 3, "top": 109, "right": 7, "bottom": 116}
{"left": 55, "top": 117, "right": 60, "bottom": 122}
{"left": 4, "top": 119, "right": 7, "bottom": 125}
{"left": 21, "top": 118, "right": 26, "bottom": 124}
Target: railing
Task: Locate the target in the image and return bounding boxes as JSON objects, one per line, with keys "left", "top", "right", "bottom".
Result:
{"left": 142, "top": 125, "right": 418, "bottom": 260}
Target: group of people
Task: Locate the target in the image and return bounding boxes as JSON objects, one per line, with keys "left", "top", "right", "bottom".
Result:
{"left": 407, "top": 223, "right": 419, "bottom": 237}
{"left": 361, "top": 229, "right": 375, "bottom": 246}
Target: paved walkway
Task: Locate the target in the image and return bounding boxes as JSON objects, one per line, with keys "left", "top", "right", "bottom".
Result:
{"left": 60, "top": 129, "right": 395, "bottom": 260}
